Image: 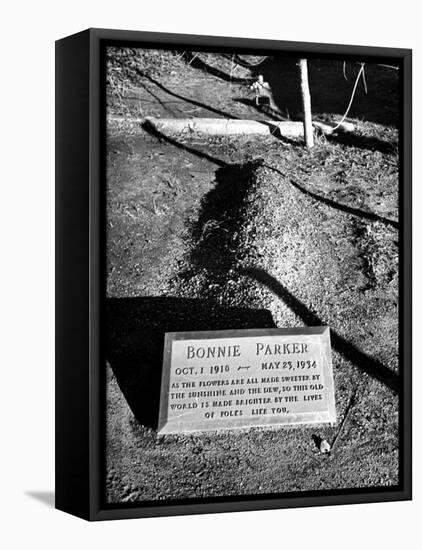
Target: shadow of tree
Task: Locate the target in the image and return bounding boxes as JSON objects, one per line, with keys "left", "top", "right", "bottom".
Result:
{"left": 111, "top": 125, "right": 399, "bottom": 434}
{"left": 186, "top": 54, "right": 399, "bottom": 127}
{"left": 138, "top": 70, "right": 240, "bottom": 119}
{"left": 324, "top": 131, "right": 398, "bottom": 155}
{"left": 107, "top": 297, "right": 275, "bottom": 428}
{"left": 183, "top": 52, "right": 252, "bottom": 84}
{"left": 142, "top": 124, "right": 398, "bottom": 230}
{"left": 238, "top": 267, "right": 399, "bottom": 394}
{"left": 247, "top": 57, "right": 399, "bottom": 128}
{"left": 232, "top": 96, "right": 284, "bottom": 121}
{"left": 175, "top": 155, "right": 399, "bottom": 395}
{"left": 188, "top": 160, "right": 263, "bottom": 276}
{"left": 263, "top": 164, "right": 399, "bottom": 229}
{"left": 142, "top": 120, "right": 228, "bottom": 167}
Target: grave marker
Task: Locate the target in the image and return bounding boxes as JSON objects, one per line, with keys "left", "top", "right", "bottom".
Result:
{"left": 158, "top": 327, "right": 336, "bottom": 434}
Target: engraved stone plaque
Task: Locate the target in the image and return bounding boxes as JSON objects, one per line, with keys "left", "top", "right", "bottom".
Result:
{"left": 158, "top": 327, "right": 336, "bottom": 434}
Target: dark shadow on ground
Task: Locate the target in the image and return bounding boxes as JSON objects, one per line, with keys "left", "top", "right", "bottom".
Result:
{"left": 232, "top": 96, "right": 396, "bottom": 153}
{"left": 127, "top": 129, "right": 399, "bottom": 396}
{"left": 178, "top": 160, "right": 399, "bottom": 392}
{"left": 233, "top": 97, "right": 287, "bottom": 121}
{"left": 26, "top": 491, "right": 55, "bottom": 508}
{"left": 324, "top": 131, "right": 398, "bottom": 155}
{"left": 138, "top": 81, "right": 180, "bottom": 117}
{"left": 188, "top": 160, "right": 263, "bottom": 274}
{"left": 141, "top": 126, "right": 398, "bottom": 230}
{"left": 264, "top": 164, "right": 399, "bottom": 229}
{"left": 251, "top": 57, "right": 399, "bottom": 127}
{"left": 144, "top": 111, "right": 395, "bottom": 173}
{"left": 138, "top": 70, "right": 240, "bottom": 120}
{"left": 142, "top": 120, "right": 228, "bottom": 167}
{"left": 311, "top": 434, "right": 324, "bottom": 451}
{"left": 183, "top": 53, "right": 252, "bottom": 84}
{"left": 239, "top": 267, "right": 399, "bottom": 394}
{"left": 107, "top": 297, "right": 275, "bottom": 429}
{"left": 186, "top": 56, "right": 399, "bottom": 128}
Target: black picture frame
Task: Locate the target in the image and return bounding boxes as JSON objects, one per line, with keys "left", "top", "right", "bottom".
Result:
{"left": 55, "top": 28, "right": 412, "bottom": 521}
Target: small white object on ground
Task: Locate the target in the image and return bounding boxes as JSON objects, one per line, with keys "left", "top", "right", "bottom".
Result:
{"left": 313, "top": 120, "right": 355, "bottom": 134}
{"left": 319, "top": 439, "right": 331, "bottom": 454}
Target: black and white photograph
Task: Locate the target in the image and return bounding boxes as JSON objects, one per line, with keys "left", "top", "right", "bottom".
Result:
{"left": 104, "top": 44, "right": 406, "bottom": 505}
{"left": 3, "top": 0, "right": 421, "bottom": 545}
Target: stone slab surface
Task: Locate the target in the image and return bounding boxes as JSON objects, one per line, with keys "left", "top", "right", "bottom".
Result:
{"left": 158, "top": 327, "right": 336, "bottom": 434}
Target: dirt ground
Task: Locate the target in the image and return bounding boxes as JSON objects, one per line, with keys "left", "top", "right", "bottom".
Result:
{"left": 105, "top": 50, "right": 400, "bottom": 503}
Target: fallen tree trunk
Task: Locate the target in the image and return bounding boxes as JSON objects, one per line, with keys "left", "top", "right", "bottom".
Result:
{"left": 144, "top": 117, "right": 354, "bottom": 139}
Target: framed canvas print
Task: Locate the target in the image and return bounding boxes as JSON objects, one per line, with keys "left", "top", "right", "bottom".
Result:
{"left": 55, "top": 28, "right": 412, "bottom": 521}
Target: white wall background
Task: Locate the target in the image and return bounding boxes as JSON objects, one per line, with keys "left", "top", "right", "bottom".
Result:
{"left": 0, "top": 1, "right": 419, "bottom": 548}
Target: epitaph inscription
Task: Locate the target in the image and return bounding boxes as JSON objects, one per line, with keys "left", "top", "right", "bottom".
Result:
{"left": 158, "top": 327, "right": 336, "bottom": 434}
